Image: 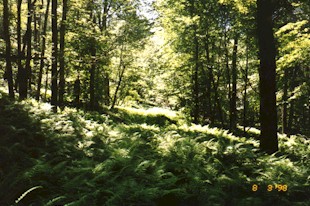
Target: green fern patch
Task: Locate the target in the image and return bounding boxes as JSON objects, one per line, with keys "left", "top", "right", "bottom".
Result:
{"left": 0, "top": 95, "right": 309, "bottom": 205}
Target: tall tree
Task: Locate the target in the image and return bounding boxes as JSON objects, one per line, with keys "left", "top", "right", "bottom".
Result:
{"left": 59, "top": 0, "right": 68, "bottom": 107}
{"left": 51, "top": 0, "right": 58, "bottom": 111}
{"left": 110, "top": 45, "right": 125, "bottom": 110}
{"left": 23, "top": 0, "right": 33, "bottom": 99}
{"left": 88, "top": 5, "right": 97, "bottom": 110}
{"left": 89, "top": 41, "right": 96, "bottom": 110}
{"left": 282, "top": 68, "right": 288, "bottom": 134}
{"left": 243, "top": 41, "right": 249, "bottom": 136}
{"left": 192, "top": 23, "right": 199, "bottom": 124}
{"left": 189, "top": 0, "right": 200, "bottom": 124}
{"left": 3, "top": 0, "right": 15, "bottom": 99}
{"left": 256, "top": 0, "right": 278, "bottom": 153}
{"left": 16, "top": 0, "right": 26, "bottom": 100}
{"left": 230, "top": 34, "right": 238, "bottom": 132}
{"left": 101, "top": 0, "right": 110, "bottom": 106}
{"left": 36, "top": 0, "right": 51, "bottom": 100}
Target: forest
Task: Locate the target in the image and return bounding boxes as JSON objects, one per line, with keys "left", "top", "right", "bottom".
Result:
{"left": 0, "top": 0, "right": 309, "bottom": 205}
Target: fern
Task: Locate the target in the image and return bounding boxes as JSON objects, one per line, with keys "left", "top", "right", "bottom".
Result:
{"left": 14, "top": 186, "right": 43, "bottom": 204}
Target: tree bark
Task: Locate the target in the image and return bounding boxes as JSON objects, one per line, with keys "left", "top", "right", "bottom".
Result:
{"left": 287, "top": 101, "right": 294, "bottom": 136}
{"left": 16, "top": 0, "right": 24, "bottom": 100}
{"left": 224, "top": 29, "right": 231, "bottom": 128}
{"left": 103, "top": 72, "right": 110, "bottom": 105}
{"left": 282, "top": 69, "right": 288, "bottom": 134}
{"left": 51, "top": 0, "right": 58, "bottom": 112}
{"left": 204, "top": 35, "right": 213, "bottom": 123}
{"left": 110, "top": 65, "right": 126, "bottom": 110}
{"left": 102, "top": 1, "right": 110, "bottom": 106}
{"left": 243, "top": 42, "right": 249, "bottom": 136}
{"left": 59, "top": 0, "right": 68, "bottom": 107}
{"left": 188, "top": 0, "right": 199, "bottom": 124}
{"left": 212, "top": 42, "right": 224, "bottom": 127}
{"left": 89, "top": 45, "right": 96, "bottom": 110}
{"left": 230, "top": 35, "right": 238, "bottom": 132}
{"left": 287, "top": 66, "right": 297, "bottom": 135}
{"left": 74, "top": 78, "right": 81, "bottom": 107}
{"left": 193, "top": 27, "right": 200, "bottom": 124}
{"left": 110, "top": 45, "right": 125, "bottom": 110}
{"left": 33, "top": 3, "right": 40, "bottom": 94}
{"left": 24, "top": 0, "right": 33, "bottom": 99}
{"left": 36, "top": 0, "right": 50, "bottom": 100}
{"left": 257, "top": 0, "right": 278, "bottom": 153}
{"left": 44, "top": 63, "right": 49, "bottom": 101}
{"left": 3, "top": 0, "right": 15, "bottom": 99}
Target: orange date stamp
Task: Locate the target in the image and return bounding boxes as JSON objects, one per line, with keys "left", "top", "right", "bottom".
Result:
{"left": 252, "top": 184, "right": 288, "bottom": 192}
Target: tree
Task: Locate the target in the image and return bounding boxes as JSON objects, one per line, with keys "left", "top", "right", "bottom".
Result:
{"left": 3, "top": 0, "right": 15, "bottom": 99}
{"left": 51, "top": 0, "right": 58, "bottom": 111}
{"left": 36, "top": 0, "right": 51, "bottom": 101}
{"left": 1, "top": 0, "right": 307, "bottom": 138}
{"left": 190, "top": 0, "right": 200, "bottom": 124}
{"left": 16, "top": 0, "right": 26, "bottom": 100}
{"left": 230, "top": 34, "right": 238, "bottom": 132}
{"left": 23, "top": 0, "right": 33, "bottom": 99}
{"left": 59, "top": 0, "right": 68, "bottom": 107}
{"left": 276, "top": 18, "right": 310, "bottom": 136}
{"left": 256, "top": 0, "right": 278, "bottom": 153}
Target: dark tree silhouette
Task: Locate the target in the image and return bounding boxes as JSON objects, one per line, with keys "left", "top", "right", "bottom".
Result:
{"left": 51, "top": 0, "right": 58, "bottom": 111}
{"left": 59, "top": 0, "right": 68, "bottom": 107}
{"left": 3, "top": 0, "right": 15, "bottom": 99}
{"left": 257, "top": 0, "right": 278, "bottom": 153}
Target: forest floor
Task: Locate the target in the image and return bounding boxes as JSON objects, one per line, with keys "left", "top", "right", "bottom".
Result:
{"left": 0, "top": 92, "right": 309, "bottom": 206}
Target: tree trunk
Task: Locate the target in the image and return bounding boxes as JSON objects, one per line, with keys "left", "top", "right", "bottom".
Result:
{"left": 282, "top": 69, "right": 288, "bottom": 134}
{"left": 287, "top": 101, "right": 294, "bottom": 136}
{"left": 193, "top": 27, "right": 199, "bottom": 124}
{"left": 213, "top": 75, "right": 224, "bottom": 127}
{"left": 16, "top": 0, "right": 24, "bottom": 100}
{"left": 3, "top": 0, "right": 15, "bottom": 99}
{"left": 33, "top": 3, "right": 40, "bottom": 95}
{"left": 287, "top": 67, "right": 297, "bottom": 135}
{"left": 44, "top": 63, "right": 49, "bottom": 101}
{"left": 74, "top": 78, "right": 81, "bottom": 107}
{"left": 110, "top": 65, "right": 126, "bottom": 110}
{"left": 89, "top": 46, "right": 96, "bottom": 110}
{"left": 257, "top": 0, "right": 278, "bottom": 153}
{"left": 224, "top": 29, "right": 231, "bottom": 128}
{"left": 230, "top": 35, "right": 238, "bottom": 132}
{"left": 103, "top": 72, "right": 110, "bottom": 105}
{"left": 110, "top": 45, "right": 125, "bottom": 110}
{"left": 204, "top": 35, "right": 213, "bottom": 123}
{"left": 102, "top": 1, "right": 110, "bottom": 106}
{"left": 59, "top": 0, "right": 68, "bottom": 108}
{"left": 188, "top": 1, "right": 199, "bottom": 124}
{"left": 51, "top": 0, "right": 58, "bottom": 112}
{"left": 36, "top": 0, "right": 50, "bottom": 101}
{"left": 24, "top": 0, "right": 33, "bottom": 98}
{"left": 243, "top": 42, "right": 249, "bottom": 136}
{"left": 211, "top": 42, "right": 224, "bottom": 127}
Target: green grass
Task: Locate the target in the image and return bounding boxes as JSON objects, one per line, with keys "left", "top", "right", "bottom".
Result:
{"left": 0, "top": 93, "right": 309, "bottom": 205}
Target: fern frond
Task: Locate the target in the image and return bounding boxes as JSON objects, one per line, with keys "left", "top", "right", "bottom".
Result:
{"left": 14, "top": 186, "right": 43, "bottom": 204}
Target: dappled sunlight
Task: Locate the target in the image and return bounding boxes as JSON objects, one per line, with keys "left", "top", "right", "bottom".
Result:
{"left": 0, "top": 0, "right": 309, "bottom": 204}
{"left": 156, "top": 131, "right": 181, "bottom": 155}
{"left": 0, "top": 94, "right": 309, "bottom": 205}
{"left": 117, "top": 106, "right": 180, "bottom": 121}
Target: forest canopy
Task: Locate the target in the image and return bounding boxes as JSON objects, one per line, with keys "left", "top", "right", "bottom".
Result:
{"left": 0, "top": 0, "right": 309, "bottom": 137}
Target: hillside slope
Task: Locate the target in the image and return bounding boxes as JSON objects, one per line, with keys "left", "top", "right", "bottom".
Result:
{"left": 0, "top": 94, "right": 309, "bottom": 206}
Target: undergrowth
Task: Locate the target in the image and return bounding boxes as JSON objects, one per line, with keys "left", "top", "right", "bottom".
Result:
{"left": 0, "top": 94, "right": 309, "bottom": 206}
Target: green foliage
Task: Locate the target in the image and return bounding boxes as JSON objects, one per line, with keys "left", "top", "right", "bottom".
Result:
{"left": 276, "top": 20, "right": 310, "bottom": 69}
{"left": 0, "top": 94, "right": 309, "bottom": 205}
